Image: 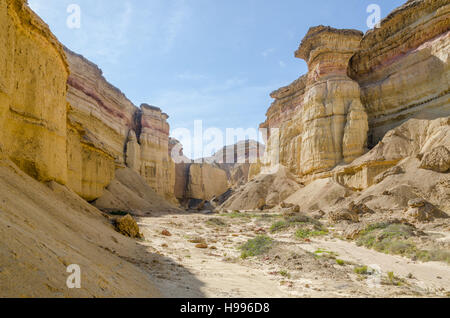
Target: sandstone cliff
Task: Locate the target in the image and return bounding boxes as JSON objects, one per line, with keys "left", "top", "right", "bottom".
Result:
{"left": 258, "top": 0, "right": 449, "bottom": 185}
{"left": 0, "top": 1, "right": 170, "bottom": 296}
{"left": 0, "top": 1, "right": 177, "bottom": 203}
{"left": 172, "top": 140, "right": 265, "bottom": 204}
{"left": 65, "top": 49, "right": 176, "bottom": 202}
{"left": 261, "top": 26, "right": 369, "bottom": 178}
{"left": 0, "top": 0, "right": 69, "bottom": 184}
{"left": 349, "top": 0, "right": 450, "bottom": 145}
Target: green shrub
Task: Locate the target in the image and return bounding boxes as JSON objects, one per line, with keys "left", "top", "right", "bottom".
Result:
{"left": 354, "top": 265, "right": 369, "bottom": 275}
{"left": 270, "top": 220, "right": 289, "bottom": 232}
{"left": 207, "top": 218, "right": 227, "bottom": 227}
{"left": 356, "top": 222, "right": 450, "bottom": 264}
{"left": 270, "top": 214, "right": 326, "bottom": 234}
{"left": 336, "top": 259, "right": 345, "bottom": 266}
{"left": 279, "top": 270, "right": 291, "bottom": 278}
{"left": 384, "top": 271, "right": 403, "bottom": 286}
{"left": 295, "top": 229, "right": 328, "bottom": 239}
{"left": 239, "top": 235, "right": 274, "bottom": 259}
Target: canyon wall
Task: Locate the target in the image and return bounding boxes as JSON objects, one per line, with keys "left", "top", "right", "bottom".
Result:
{"left": 171, "top": 140, "right": 265, "bottom": 203}
{"left": 0, "top": 0, "right": 69, "bottom": 184}
{"left": 261, "top": 26, "right": 369, "bottom": 178}
{"left": 65, "top": 50, "right": 176, "bottom": 202}
{"left": 349, "top": 0, "right": 450, "bottom": 145}
{"left": 0, "top": 0, "right": 176, "bottom": 203}
{"left": 65, "top": 48, "right": 135, "bottom": 200}
{"left": 259, "top": 0, "right": 449, "bottom": 188}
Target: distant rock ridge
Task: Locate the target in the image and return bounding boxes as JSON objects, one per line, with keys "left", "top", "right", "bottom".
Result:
{"left": 171, "top": 140, "right": 265, "bottom": 204}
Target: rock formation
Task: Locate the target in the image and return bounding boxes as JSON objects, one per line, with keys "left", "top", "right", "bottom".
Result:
{"left": 171, "top": 140, "right": 264, "bottom": 204}
{"left": 332, "top": 117, "right": 450, "bottom": 190}
{"left": 185, "top": 164, "right": 229, "bottom": 201}
{"left": 138, "top": 104, "right": 176, "bottom": 202}
{"left": 0, "top": 0, "right": 69, "bottom": 184}
{"left": 258, "top": 0, "right": 449, "bottom": 186}
{"left": 260, "top": 26, "right": 369, "bottom": 179}
{"left": 349, "top": 0, "right": 450, "bottom": 145}
{"left": 0, "top": 0, "right": 177, "bottom": 204}
{"left": 65, "top": 49, "right": 176, "bottom": 202}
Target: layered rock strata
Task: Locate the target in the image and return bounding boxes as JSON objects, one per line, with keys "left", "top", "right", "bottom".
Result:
{"left": 260, "top": 26, "right": 368, "bottom": 178}
{"left": 259, "top": 0, "right": 449, "bottom": 187}
{"left": 349, "top": 0, "right": 450, "bottom": 145}
{"left": 0, "top": 0, "right": 69, "bottom": 184}
{"left": 65, "top": 49, "right": 176, "bottom": 201}
{"left": 138, "top": 104, "right": 176, "bottom": 202}
{"left": 171, "top": 140, "right": 264, "bottom": 203}
{"left": 0, "top": 1, "right": 177, "bottom": 203}
{"left": 186, "top": 164, "right": 229, "bottom": 201}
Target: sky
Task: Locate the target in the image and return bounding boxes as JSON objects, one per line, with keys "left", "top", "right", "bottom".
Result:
{"left": 29, "top": 0, "right": 405, "bottom": 157}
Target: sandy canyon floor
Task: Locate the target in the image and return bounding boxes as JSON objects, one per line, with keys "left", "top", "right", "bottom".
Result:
{"left": 135, "top": 211, "right": 450, "bottom": 298}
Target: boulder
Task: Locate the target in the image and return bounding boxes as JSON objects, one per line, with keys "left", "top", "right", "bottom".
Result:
{"left": 328, "top": 209, "right": 359, "bottom": 223}
{"left": 420, "top": 146, "right": 450, "bottom": 173}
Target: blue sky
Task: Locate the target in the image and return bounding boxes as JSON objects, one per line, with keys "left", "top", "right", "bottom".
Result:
{"left": 29, "top": 0, "right": 405, "bottom": 151}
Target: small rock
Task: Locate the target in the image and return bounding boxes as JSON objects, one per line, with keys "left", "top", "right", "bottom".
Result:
{"left": 257, "top": 198, "right": 266, "bottom": 211}
{"left": 311, "top": 210, "right": 325, "bottom": 220}
{"left": 188, "top": 236, "right": 206, "bottom": 244}
{"left": 343, "top": 223, "right": 365, "bottom": 239}
{"left": 328, "top": 209, "right": 359, "bottom": 223}
{"left": 405, "top": 199, "right": 448, "bottom": 222}
{"left": 408, "top": 198, "right": 427, "bottom": 208}
{"left": 255, "top": 228, "right": 266, "bottom": 234}
{"left": 348, "top": 202, "right": 374, "bottom": 215}
{"left": 162, "top": 229, "right": 172, "bottom": 236}
{"left": 195, "top": 243, "right": 208, "bottom": 249}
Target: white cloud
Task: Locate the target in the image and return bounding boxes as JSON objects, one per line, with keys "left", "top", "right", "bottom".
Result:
{"left": 261, "top": 48, "right": 275, "bottom": 57}
{"left": 162, "top": 0, "right": 191, "bottom": 53}
{"left": 279, "top": 61, "right": 286, "bottom": 68}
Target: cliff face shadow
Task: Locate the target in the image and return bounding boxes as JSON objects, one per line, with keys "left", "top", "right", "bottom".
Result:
{"left": 119, "top": 236, "right": 207, "bottom": 298}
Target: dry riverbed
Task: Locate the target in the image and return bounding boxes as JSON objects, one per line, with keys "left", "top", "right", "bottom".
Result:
{"left": 136, "top": 211, "right": 450, "bottom": 298}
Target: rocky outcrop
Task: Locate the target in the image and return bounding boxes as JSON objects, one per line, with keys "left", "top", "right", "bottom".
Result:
{"left": 65, "top": 50, "right": 176, "bottom": 202}
{"left": 93, "top": 167, "right": 179, "bottom": 215}
{"left": 220, "top": 165, "right": 301, "bottom": 212}
{"left": 349, "top": 0, "right": 450, "bottom": 145}
{"left": 185, "top": 164, "right": 229, "bottom": 201}
{"left": 259, "top": 0, "right": 449, "bottom": 185}
{"left": 172, "top": 140, "right": 264, "bottom": 203}
{"left": 419, "top": 146, "right": 450, "bottom": 173}
{"left": 65, "top": 48, "right": 135, "bottom": 200}
{"left": 204, "top": 140, "right": 265, "bottom": 164}
{"left": 333, "top": 117, "right": 450, "bottom": 190}
{"left": 295, "top": 26, "right": 368, "bottom": 175}
{"left": 0, "top": 1, "right": 177, "bottom": 203}
{"left": 0, "top": 0, "right": 69, "bottom": 184}
{"left": 207, "top": 140, "right": 265, "bottom": 188}
{"left": 260, "top": 26, "right": 368, "bottom": 178}
{"left": 138, "top": 104, "right": 176, "bottom": 202}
